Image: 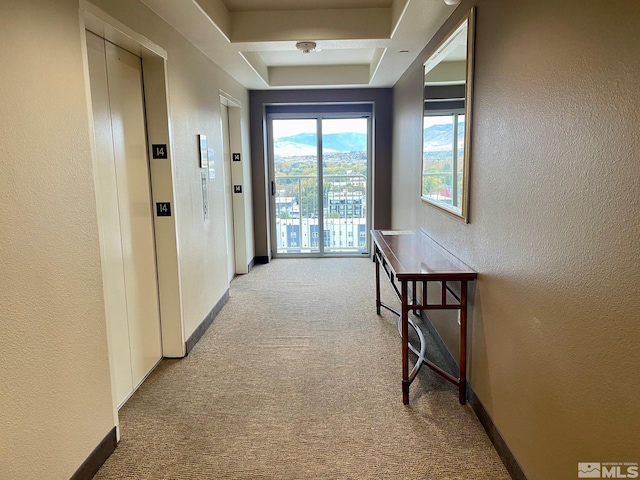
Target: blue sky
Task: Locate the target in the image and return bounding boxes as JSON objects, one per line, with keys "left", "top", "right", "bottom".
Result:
{"left": 272, "top": 118, "right": 368, "bottom": 139}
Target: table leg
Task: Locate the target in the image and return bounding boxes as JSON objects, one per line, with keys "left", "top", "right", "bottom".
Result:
{"left": 412, "top": 280, "right": 417, "bottom": 315}
{"left": 374, "top": 248, "right": 381, "bottom": 315}
{"left": 401, "top": 281, "right": 410, "bottom": 405}
{"left": 459, "top": 281, "right": 468, "bottom": 405}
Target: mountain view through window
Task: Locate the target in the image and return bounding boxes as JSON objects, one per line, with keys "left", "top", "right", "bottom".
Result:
{"left": 271, "top": 118, "right": 369, "bottom": 255}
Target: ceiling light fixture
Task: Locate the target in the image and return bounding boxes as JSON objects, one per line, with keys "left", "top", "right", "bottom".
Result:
{"left": 295, "top": 41, "right": 317, "bottom": 55}
{"left": 443, "top": 0, "right": 461, "bottom": 4}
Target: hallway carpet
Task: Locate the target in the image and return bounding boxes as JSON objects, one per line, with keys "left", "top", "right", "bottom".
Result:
{"left": 94, "top": 258, "right": 510, "bottom": 479}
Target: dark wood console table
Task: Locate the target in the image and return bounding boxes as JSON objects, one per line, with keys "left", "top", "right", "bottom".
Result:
{"left": 371, "top": 229, "right": 477, "bottom": 405}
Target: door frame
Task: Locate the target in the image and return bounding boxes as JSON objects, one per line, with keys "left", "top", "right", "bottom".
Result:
{"left": 219, "top": 91, "right": 250, "bottom": 275}
{"left": 220, "top": 103, "right": 236, "bottom": 282}
{"left": 80, "top": 2, "right": 186, "bottom": 427}
{"left": 266, "top": 112, "right": 372, "bottom": 258}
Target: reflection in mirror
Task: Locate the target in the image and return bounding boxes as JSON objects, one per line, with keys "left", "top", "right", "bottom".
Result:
{"left": 421, "top": 9, "right": 474, "bottom": 222}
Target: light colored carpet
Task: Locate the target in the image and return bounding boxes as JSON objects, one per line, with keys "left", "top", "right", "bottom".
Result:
{"left": 94, "top": 257, "right": 510, "bottom": 479}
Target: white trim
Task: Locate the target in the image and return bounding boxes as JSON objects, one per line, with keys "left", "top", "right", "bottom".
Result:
{"left": 80, "top": 0, "right": 167, "bottom": 59}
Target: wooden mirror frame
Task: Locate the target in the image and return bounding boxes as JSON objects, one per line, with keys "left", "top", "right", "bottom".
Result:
{"left": 421, "top": 8, "right": 475, "bottom": 223}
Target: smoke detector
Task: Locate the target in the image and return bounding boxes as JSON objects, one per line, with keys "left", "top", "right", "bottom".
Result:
{"left": 295, "top": 41, "right": 317, "bottom": 55}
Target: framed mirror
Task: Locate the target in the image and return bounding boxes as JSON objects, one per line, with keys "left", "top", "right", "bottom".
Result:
{"left": 421, "top": 8, "right": 475, "bottom": 222}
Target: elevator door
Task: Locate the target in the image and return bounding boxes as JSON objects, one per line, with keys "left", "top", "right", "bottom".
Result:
{"left": 86, "top": 31, "right": 162, "bottom": 407}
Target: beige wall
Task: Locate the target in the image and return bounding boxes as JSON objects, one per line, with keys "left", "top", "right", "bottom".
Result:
{"left": 0, "top": 1, "right": 115, "bottom": 478}
{"left": 0, "top": 0, "right": 251, "bottom": 477}
{"left": 392, "top": 1, "right": 640, "bottom": 479}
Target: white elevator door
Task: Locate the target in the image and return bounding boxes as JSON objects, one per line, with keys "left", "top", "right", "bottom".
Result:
{"left": 87, "top": 32, "right": 162, "bottom": 407}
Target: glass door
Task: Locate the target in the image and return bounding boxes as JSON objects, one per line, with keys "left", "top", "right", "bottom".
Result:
{"left": 321, "top": 118, "right": 369, "bottom": 254}
{"left": 271, "top": 118, "right": 320, "bottom": 254}
{"left": 268, "top": 114, "right": 370, "bottom": 256}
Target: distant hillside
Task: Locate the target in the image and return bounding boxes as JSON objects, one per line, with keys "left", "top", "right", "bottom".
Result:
{"left": 274, "top": 132, "right": 367, "bottom": 158}
{"left": 423, "top": 122, "right": 465, "bottom": 152}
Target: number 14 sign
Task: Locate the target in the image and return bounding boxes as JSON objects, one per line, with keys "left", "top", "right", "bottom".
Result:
{"left": 156, "top": 202, "right": 171, "bottom": 216}
{"left": 152, "top": 144, "right": 168, "bottom": 159}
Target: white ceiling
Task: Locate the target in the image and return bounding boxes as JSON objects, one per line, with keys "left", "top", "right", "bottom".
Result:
{"left": 139, "top": 0, "right": 457, "bottom": 89}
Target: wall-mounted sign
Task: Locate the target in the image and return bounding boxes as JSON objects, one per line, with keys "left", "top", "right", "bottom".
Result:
{"left": 232, "top": 153, "right": 241, "bottom": 162}
{"left": 156, "top": 202, "right": 171, "bottom": 217}
{"left": 152, "top": 144, "right": 168, "bottom": 159}
{"left": 198, "top": 134, "right": 208, "bottom": 169}
{"left": 233, "top": 185, "right": 242, "bottom": 193}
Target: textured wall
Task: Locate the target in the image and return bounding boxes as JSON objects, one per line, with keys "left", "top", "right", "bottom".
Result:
{"left": 0, "top": 0, "right": 252, "bottom": 476}
{"left": 89, "top": 0, "right": 252, "bottom": 339}
{"left": 0, "top": 1, "right": 115, "bottom": 478}
{"left": 249, "top": 88, "right": 393, "bottom": 258}
{"left": 392, "top": 1, "right": 640, "bottom": 479}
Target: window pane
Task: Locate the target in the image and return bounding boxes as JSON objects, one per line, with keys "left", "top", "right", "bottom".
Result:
{"left": 272, "top": 119, "right": 318, "bottom": 254}
{"left": 322, "top": 118, "right": 368, "bottom": 253}
{"left": 423, "top": 114, "right": 454, "bottom": 206}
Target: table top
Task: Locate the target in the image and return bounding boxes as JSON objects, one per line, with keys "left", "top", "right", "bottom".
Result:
{"left": 371, "top": 229, "right": 477, "bottom": 282}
